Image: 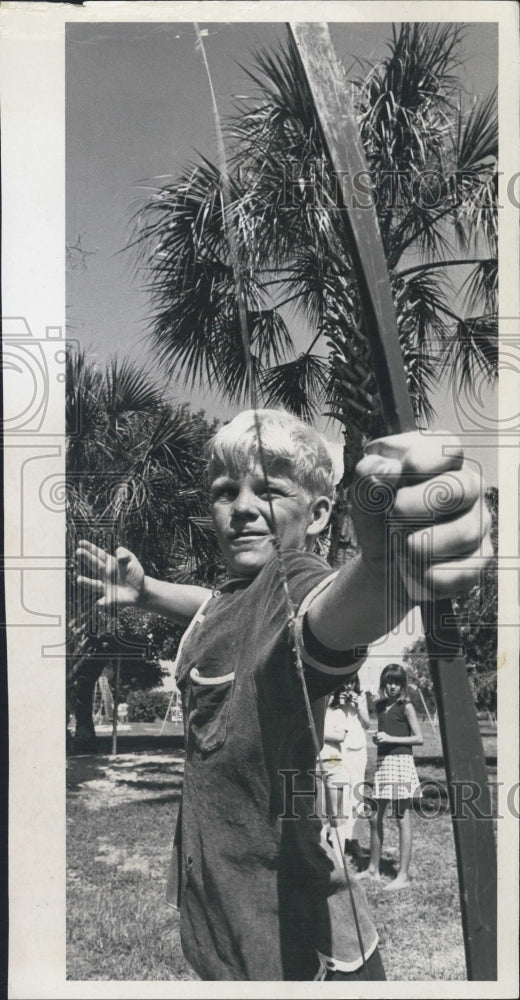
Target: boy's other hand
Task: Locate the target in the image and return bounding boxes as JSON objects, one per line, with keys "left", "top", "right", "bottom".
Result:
{"left": 76, "top": 540, "right": 145, "bottom": 608}
{"left": 351, "top": 430, "right": 493, "bottom": 603}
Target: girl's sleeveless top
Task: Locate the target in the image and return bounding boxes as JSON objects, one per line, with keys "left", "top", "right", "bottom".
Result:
{"left": 376, "top": 699, "right": 412, "bottom": 756}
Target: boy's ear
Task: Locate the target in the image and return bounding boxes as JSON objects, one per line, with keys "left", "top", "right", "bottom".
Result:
{"left": 306, "top": 496, "right": 333, "bottom": 537}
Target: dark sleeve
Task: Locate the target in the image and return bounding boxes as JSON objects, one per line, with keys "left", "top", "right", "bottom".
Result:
{"left": 288, "top": 554, "right": 368, "bottom": 697}
{"left": 302, "top": 613, "right": 367, "bottom": 670}
{"left": 256, "top": 550, "right": 367, "bottom": 699}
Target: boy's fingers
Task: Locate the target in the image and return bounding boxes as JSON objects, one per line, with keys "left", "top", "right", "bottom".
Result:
{"left": 353, "top": 436, "right": 471, "bottom": 521}
{"left": 354, "top": 453, "right": 402, "bottom": 484}
{"left": 351, "top": 455, "right": 402, "bottom": 517}
{"left": 76, "top": 576, "right": 105, "bottom": 593}
{"left": 403, "top": 502, "right": 491, "bottom": 564}
{"left": 115, "top": 547, "right": 132, "bottom": 564}
{"left": 76, "top": 539, "right": 109, "bottom": 560}
{"left": 76, "top": 548, "right": 107, "bottom": 575}
{"left": 392, "top": 467, "right": 482, "bottom": 522}
{"left": 404, "top": 541, "right": 493, "bottom": 601}
{"left": 366, "top": 431, "right": 464, "bottom": 478}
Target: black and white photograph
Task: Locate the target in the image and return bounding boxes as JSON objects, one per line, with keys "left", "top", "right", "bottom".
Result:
{"left": 3, "top": 2, "right": 519, "bottom": 996}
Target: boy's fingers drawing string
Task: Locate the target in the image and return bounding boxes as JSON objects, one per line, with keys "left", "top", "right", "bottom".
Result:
{"left": 195, "top": 23, "right": 370, "bottom": 979}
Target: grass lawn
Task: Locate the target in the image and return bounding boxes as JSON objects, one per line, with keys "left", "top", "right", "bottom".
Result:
{"left": 67, "top": 754, "right": 194, "bottom": 981}
{"left": 358, "top": 725, "right": 497, "bottom": 980}
{"left": 67, "top": 725, "right": 496, "bottom": 982}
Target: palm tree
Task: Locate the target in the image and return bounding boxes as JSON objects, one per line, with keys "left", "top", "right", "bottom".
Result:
{"left": 129, "top": 23, "right": 497, "bottom": 478}
{"left": 66, "top": 348, "right": 220, "bottom": 573}
{"left": 66, "top": 347, "right": 221, "bottom": 744}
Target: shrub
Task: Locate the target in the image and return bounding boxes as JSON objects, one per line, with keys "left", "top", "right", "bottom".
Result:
{"left": 127, "top": 689, "right": 171, "bottom": 723}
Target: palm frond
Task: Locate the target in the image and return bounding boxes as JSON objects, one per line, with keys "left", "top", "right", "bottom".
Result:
{"left": 460, "top": 258, "right": 497, "bottom": 316}
{"left": 259, "top": 354, "right": 328, "bottom": 419}
{"left": 440, "top": 314, "right": 498, "bottom": 389}
{"left": 450, "top": 89, "right": 498, "bottom": 252}
{"left": 274, "top": 248, "right": 344, "bottom": 331}
{"left": 103, "top": 357, "right": 164, "bottom": 423}
{"left": 355, "top": 23, "right": 466, "bottom": 178}
{"left": 211, "top": 327, "right": 264, "bottom": 405}
{"left": 400, "top": 343, "right": 439, "bottom": 425}
{"left": 394, "top": 268, "right": 454, "bottom": 349}
{"left": 247, "top": 307, "right": 293, "bottom": 363}
{"left": 66, "top": 348, "right": 107, "bottom": 474}
{"left": 385, "top": 23, "right": 466, "bottom": 105}
{"left": 136, "top": 408, "right": 205, "bottom": 481}
{"left": 456, "top": 89, "right": 498, "bottom": 171}
{"left": 234, "top": 29, "right": 320, "bottom": 141}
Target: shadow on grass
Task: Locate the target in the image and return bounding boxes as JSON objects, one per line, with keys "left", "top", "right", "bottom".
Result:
{"left": 415, "top": 754, "right": 496, "bottom": 768}
{"left": 356, "top": 857, "right": 398, "bottom": 879}
{"left": 116, "top": 778, "right": 183, "bottom": 792}
{"left": 66, "top": 752, "right": 186, "bottom": 810}
{"left": 122, "top": 761, "right": 184, "bottom": 775}
{"left": 69, "top": 735, "right": 184, "bottom": 756}
{"left": 131, "top": 793, "right": 183, "bottom": 808}
{"left": 67, "top": 756, "right": 111, "bottom": 793}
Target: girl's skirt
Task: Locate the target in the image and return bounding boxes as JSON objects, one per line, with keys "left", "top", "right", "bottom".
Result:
{"left": 372, "top": 753, "right": 421, "bottom": 800}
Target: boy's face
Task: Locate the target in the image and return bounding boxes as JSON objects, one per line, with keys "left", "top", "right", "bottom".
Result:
{"left": 210, "top": 463, "right": 330, "bottom": 578}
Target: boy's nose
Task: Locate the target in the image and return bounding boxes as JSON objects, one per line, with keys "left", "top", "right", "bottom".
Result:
{"left": 232, "top": 487, "right": 258, "bottom": 517}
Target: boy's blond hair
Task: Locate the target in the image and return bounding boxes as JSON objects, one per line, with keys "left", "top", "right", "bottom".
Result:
{"left": 206, "top": 409, "right": 336, "bottom": 500}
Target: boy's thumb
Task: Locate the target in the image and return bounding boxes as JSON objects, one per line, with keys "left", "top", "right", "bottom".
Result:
{"left": 115, "top": 546, "right": 132, "bottom": 564}
{"left": 358, "top": 452, "right": 402, "bottom": 482}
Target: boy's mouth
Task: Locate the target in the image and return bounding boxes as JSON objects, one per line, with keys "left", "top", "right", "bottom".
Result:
{"left": 230, "top": 531, "right": 269, "bottom": 541}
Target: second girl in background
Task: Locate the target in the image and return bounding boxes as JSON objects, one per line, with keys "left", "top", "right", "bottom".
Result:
{"left": 340, "top": 675, "right": 370, "bottom": 857}
{"left": 319, "top": 678, "right": 370, "bottom": 858}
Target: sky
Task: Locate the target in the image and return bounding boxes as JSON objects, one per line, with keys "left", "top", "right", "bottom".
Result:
{"left": 66, "top": 19, "right": 498, "bottom": 485}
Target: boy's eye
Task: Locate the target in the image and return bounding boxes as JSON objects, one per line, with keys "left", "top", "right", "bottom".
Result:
{"left": 258, "top": 486, "right": 285, "bottom": 499}
{"left": 212, "top": 486, "right": 236, "bottom": 502}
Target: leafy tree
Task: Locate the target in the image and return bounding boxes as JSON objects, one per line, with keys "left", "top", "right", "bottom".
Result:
{"left": 66, "top": 347, "right": 222, "bottom": 744}
{"left": 126, "top": 689, "right": 172, "bottom": 724}
{"left": 403, "top": 487, "right": 498, "bottom": 713}
{"left": 113, "top": 606, "right": 184, "bottom": 701}
{"left": 129, "top": 23, "right": 497, "bottom": 482}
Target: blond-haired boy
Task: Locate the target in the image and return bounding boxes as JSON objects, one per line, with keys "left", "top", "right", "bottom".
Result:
{"left": 77, "top": 409, "right": 491, "bottom": 981}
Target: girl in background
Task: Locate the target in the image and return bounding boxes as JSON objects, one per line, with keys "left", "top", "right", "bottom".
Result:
{"left": 340, "top": 676, "right": 370, "bottom": 857}
{"left": 360, "top": 664, "right": 423, "bottom": 890}
{"left": 318, "top": 688, "right": 350, "bottom": 861}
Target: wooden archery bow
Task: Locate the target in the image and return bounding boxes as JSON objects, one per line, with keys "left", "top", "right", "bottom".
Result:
{"left": 194, "top": 23, "right": 372, "bottom": 976}
{"left": 288, "top": 22, "right": 497, "bottom": 981}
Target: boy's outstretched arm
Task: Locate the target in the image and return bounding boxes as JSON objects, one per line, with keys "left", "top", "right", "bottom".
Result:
{"left": 307, "top": 431, "right": 493, "bottom": 651}
{"left": 76, "top": 540, "right": 211, "bottom": 626}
